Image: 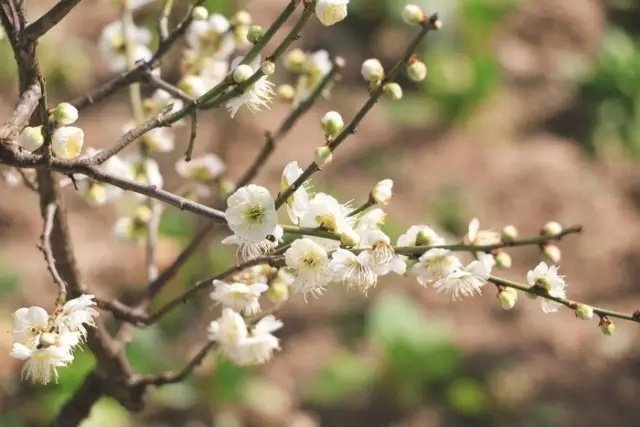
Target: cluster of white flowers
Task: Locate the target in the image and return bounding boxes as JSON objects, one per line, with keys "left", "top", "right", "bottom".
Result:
{"left": 19, "top": 103, "right": 85, "bottom": 160}
{"left": 10, "top": 295, "right": 97, "bottom": 384}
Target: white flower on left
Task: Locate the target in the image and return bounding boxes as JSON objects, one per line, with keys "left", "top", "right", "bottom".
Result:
{"left": 10, "top": 295, "right": 97, "bottom": 384}
{"left": 222, "top": 185, "right": 281, "bottom": 260}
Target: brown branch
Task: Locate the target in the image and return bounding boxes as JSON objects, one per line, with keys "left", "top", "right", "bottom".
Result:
{"left": 136, "top": 341, "right": 215, "bottom": 386}
{"left": 38, "top": 203, "right": 67, "bottom": 302}
{"left": 185, "top": 110, "right": 197, "bottom": 161}
{"left": 0, "top": 80, "right": 41, "bottom": 142}
{"left": 145, "top": 74, "right": 194, "bottom": 104}
{"left": 49, "top": 369, "right": 105, "bottom": 427}
{"left": 24, "top": 0, "right": 83, "bottom": 41}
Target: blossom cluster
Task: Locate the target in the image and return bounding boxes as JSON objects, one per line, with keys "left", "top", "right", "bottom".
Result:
{"left": 10, "top": 295, "right": 97, "bottom": 384}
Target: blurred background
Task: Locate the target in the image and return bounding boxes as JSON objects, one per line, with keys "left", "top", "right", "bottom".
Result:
{"left": 1, "top": 0, "right": 640, "bottom": 425}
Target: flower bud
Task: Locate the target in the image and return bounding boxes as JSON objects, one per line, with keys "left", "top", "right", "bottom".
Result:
{"left": 542, "top": 244, "right": 561, "bottom": 264}
{"left": 233, "top": 64, "right": 254, "bottom": 83}
{"left": 542, "top": 221, "right": 563, "bottom": 237}
{"left": 383, "top": 82, "right": 403, "bottom": 100}
{"left": 495, "top": 251, "right": 512, "bottom": 269}
{"left": 341, "top": 228, "right": 361, "bottom": 247}
{"left": 51, "top": 102, "right": 79, "bottom": 125}
{"left": 370, "top": 179, "right": 393, "bottom": 205}
{"left": 247, "top": 25, "right": 264, "bottom": 44}
{"left": 497, "top": 288, "right": 518, "bottom": 310}
{"left": 320, "top": 111, "right": 344, "bottom": 138}
{"left": 267, "top": 280, "right": 290, "bottom": 304}
{"left": 219, "top": 179, "right": 236, "bottom": 199}
{"left": 501, "top": 225, "right": 518, "bottom": 243}
{"left": 19, "top": 126, "right": 44, "bottom": 152}
{"left": 285, "top": 48, "right": 307, "bottom": 73}
{"left": 192, "top": 6, "right": 209, "bottom": 21}
{"left": 407, "top": 60, "right": 427, "bottom": 82}
{"left": 261, "top": 61, "right": 276, "bottom": 76}
{"left": 600, "top": 319, "right": 615, "bottom": 336}
{"left": 315, "top": 0, "right": 349, "bottom": 26}
{"left": 575, "top": 304, "right": 594, "bottom": 320}
{"left": 52, "top": 126, "right": 84, "bottom": 159}
{"left": 232, "top": 10, "right": 252, "bottom": 26}
{"left": 276, "top": 84, "right": 296, "bottom": 103}
{"left": 314, "top": 145, "right": 333, "bottom": 167}
{"left": 361, "top": 58, "right": 384, "bottom": 83}
{"left": 403, "top": 4, "right": 426, "bottom": 26}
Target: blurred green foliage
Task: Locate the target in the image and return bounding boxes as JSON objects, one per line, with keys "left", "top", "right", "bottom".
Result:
{"left": 576, "top": 28, "right": 640, "bottom": 157}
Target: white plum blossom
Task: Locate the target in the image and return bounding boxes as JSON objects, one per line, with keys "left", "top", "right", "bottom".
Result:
{"left": 330, "top": 248, "right": 377, "bottom": 293}
{"left": 208, "top": 308, "right": 248, "bottom": 348}
{"left": 52, "top": 126, "right": 84, "bottom": 159}
{"left": 54, "top": 295, "right": 98, "bottom": 340}
{"left": 527, "top": 262, "right": 567, "bottom": 313}
{"left": 354, "top": 208, "right": 386, "bottom": 234}
{"left": 13, "top": 306, "right": 50, "bottom": 350}
{"left": 294, "top": 49, "right": 333, "bottom": 105}
{"left": 315, "top": 0, "right": 349, "bottom": 26}
{"left": 222, "top": 185, "right": 281, "bottom": 259}
{"left": 412, "top": 248, "right": 461, "bottom": 286}
{"left": 467, "top": 218, "right": 501, "bottom": 246}
{"left": 284, "top": 238, "right": 333, "bottom": 298}
{"left": 123, "top": 122, "right": 174, "bottom": 153}
{"left": 226, "top": 57, "right": 275, "bottom": 118}
{"left": 397, "top": 225, "right": 445, "bottom": 247}
{"left": 225, "top": 315, "right": 283, "bottom": 365}
{"left": 210, "top": 280, "right": 268, "bottom": 315}
{"left": 281, "top": 161, "right": 310, "bottom": 224}
{"left": 11, "top": 338, "right": 74, "bottom": 385}
{"left": 99, "top": 20, "right": 152, "bottom": 72}
{"left": 370, "top": 179, "right": 393, "bottom": 205}
{"left": 434, "top": 259, "right": 491, "bottom": 301}
{"left": 186, "top": 13, "right": 234, "bottom": 58}
{"left": 360, "top": 230, "right": 406, "bottom": 276}
{"left": 300, "top": 193, "right": 352, "bottom": 234}
{"left": 176, "top": 154, "right": 226, "bottom": 182}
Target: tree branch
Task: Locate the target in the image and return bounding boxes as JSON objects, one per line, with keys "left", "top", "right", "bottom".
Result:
{"left": 24, "top": 0, "right": 83, "bottom": 41}
{"left": 38, "top": 203, "right": 67, "bottom": 303}
{"left": 136, "top": 342, "right": 215, "bottom": 386}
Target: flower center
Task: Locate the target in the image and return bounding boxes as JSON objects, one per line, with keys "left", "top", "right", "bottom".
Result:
{"left": 243, "top": 203, "right": 265, "bottom": 225}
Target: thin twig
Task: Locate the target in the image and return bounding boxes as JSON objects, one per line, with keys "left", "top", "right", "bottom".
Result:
{"left": 24, "top": 0, "right": 83, "bottom": 41}
{"left": 185, "top": 111, "right": 197, "bottom": 161}
{"left": 158, "top": 0, "right": 175, "bottom": 42}
{"left": 38, "top": 203, "right": 67, "bottom": 303}
{"left": 145, "top": 74, "right": 194, "bottom": 104}
{"left": 136, "top": 342, "right": 215, "bottom": 386}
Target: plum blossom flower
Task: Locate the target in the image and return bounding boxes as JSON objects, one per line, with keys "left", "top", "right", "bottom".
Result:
{"left": 281, "top": 161, "right": 310, "bottom": 224}
{"left": 466, "top": 218, "right": 500, "bottom": 246}
{"left": 284, "top": 238, "right": 333, "bottom": 298}
{"left": 99, "top": 20, "right": 152, "bottom": 72}
{"left": 370, "top": 179, "right": 393, "bottom": 205}
{"left": 210, "top": 280, "right": 268, "bottom": 315}
{"left": 11, "top": 336, "right": 74, "bottom": 385}
{"left": 222, "top": 185, "right": 281, "bottom": 260}
{"left": 330, "top": 248, "right": 377, "bottom": 293}
{"left": 411, "top": 249, "right": 461, "bottom": 286}
{"left": 434, "top": 259, "right": 491, "bottom": 301}
{"left": 208, "top": 308, "right": 248, "bottom": 348}
{"left": 360, "top": 230, "right": 406, "bottom": 276}
{"left": 52, "top": 126, "right": 84, "bottom": 159}
{"left": 225, "top": 315, "right": 283, "bottom": 365}
{"left": 176, "top": 154, "right": 226, "bottom": 182}
{"left": 397, "top": 225, "right": 445, "bottom": 247}
{"left": 315, "top": 0, "right": 349, "bottom": 26}
{"left": 527, "top": 262, "right": 567, "bottom": 313}
{"left": 226, "top": 57, "right": 275, "bottom": 118}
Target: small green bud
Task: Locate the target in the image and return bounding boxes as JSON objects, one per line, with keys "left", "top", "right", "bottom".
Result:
{"left": 285, "top": 48, "right": 307, "bottom": 73}
{"left": 495, "top": 251, "right": 512, "bottom": 269}
{"left": 600, "top": 319, "right": 615, "bottom": 336}
{"left": 407, "top": 60, "right": 427, "bottom": 82}
{"left": 247, "top": 25, "right": 264, "bottom": 44}
{"left": 52, "top": 102, "right": 79, "bottom": 125}
{"left": 402, "top": 4, "right": 426, "bottom": 26}
{"left": 314, "top": 145, "right": 333, "bottom": 167}
{"left": 542, "top": 221, "right": 563, "bottom": 237}
{"left": 192, "top": 6, "right": 209, "bottom": 21}
{"left": 542, "top": 244, "right": 561, "bottom": 264}
{"left": 383, "top": 82, "right": 403, "bottom": 100}
{"left": 233, "top": 64, "right": 254, "bottom": 83}
{"left": 261, "top": 61, "right": 276, "bottom": 76}
{"left": 361, "top": 58, "right": 384, "bottom": 83}
{"left": 501, "top": 225, "right": 518, "bottom": 243}
{"left": 267, "top": 279, "right": 290, "bottom": 304}
{"left": 575, "top": 304, "right": 594, "bottom": 320}
{"left": 18, "top": 126, "right": 44, "bottom": 152}
{"left": 320, "top": 111, "right": 344, "bottom": 138}
{"left": 276, "top": 84, "right": 296, "bottom": 103}
{"left": 497, "top": 288, "right": 518, "bottom": 310}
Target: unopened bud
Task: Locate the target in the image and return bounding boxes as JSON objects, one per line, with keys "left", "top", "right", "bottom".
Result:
{"left": 267, "top": 279, "right": 290, "bottom": 304}
{"left": 403, "top": 4, "right": 426, "bottom": 26}
{"left": 495, "top": 251, "right": 512, "bottom": 269}
{"left": 407, "top": 60, "right": 427, "bottom": 82}
{"left": 285, "top": 48, "right": 307, "bottom": 73}
{"left": 370, "top": 179, "right": 393, "bottom": 205}
{"left": 600, "top": 318, "right": 615, "bottom": 336}
{"left": 501, "top": 225, "right": 518, "bottom": 243}
{"left": 575, "top": 304, "right": 594, "bottom": 320}
{"left": 232, "top": 10, "right": 252, "bottom": 26}
{"left": 542, "top": 244, "right": 561, "bottom": 264}
{"left": 383, "top": 82, "right": 403, "bottom": 100}
{"left": 261, "top": 61, "right": 276, "bottom": 76}
{"left": 320, "top": 111, "right": 344, "bottom": 138}
{"left": 52, "top": 126, "right": 84, "bottom": 159}
{"left": 542, "top": 221, "right": 563, "bottom": 237}
{"left": 52, "top": 102, "right": 79, "bottom": 125}
{"left": 497, "top": 288, "right": 518, "bottom": 310}
{"left": 19, "top": 126, "right": 44, "bottom": 152}
{"left": 314, "top": 145, "right": 333, "bottom": 167}
{"left": 233, "top": 64, "right": 254, "bottom": 83}
{"left": 341, "top": 229, "right": 360, "bottom": 247}
{"left": 192, "top": 6, "right": 209, "bottom": 21}
{"left": 276, "top": 84, "right": 296, "bottom": 103}
{"left": 361, "top": 58, "right": 384, "bottom": 83}
{"left": 247, "top": 25, "right": 264, "bottom": 44}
